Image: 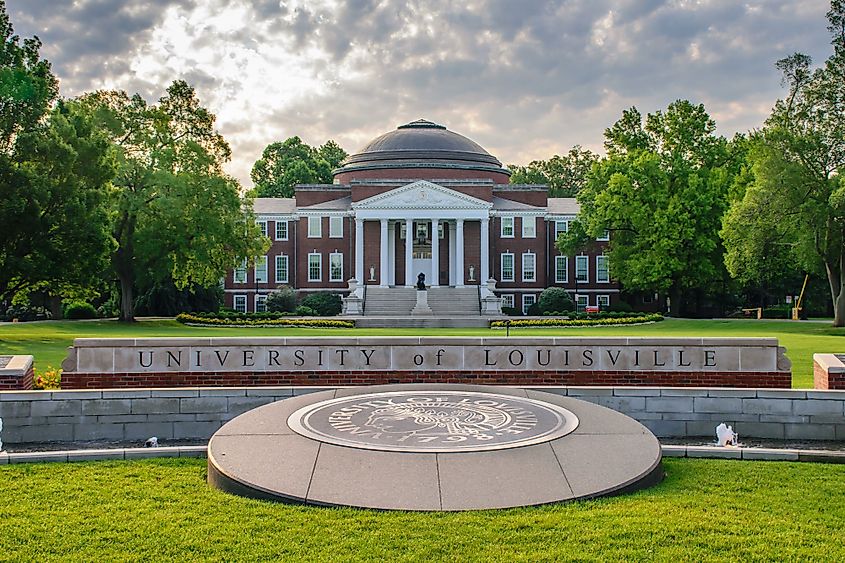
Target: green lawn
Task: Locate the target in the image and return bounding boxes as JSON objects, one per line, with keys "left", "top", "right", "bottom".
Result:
{"left": 0, "top": 458, "right": 842, "bottom": 561}
{"left": 1, "top": 318, "right": 843, "bottom": 388}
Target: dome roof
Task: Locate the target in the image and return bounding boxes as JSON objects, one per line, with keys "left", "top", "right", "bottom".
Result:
{"left": 334, "top": 119, "right": 510, "bottom": 180}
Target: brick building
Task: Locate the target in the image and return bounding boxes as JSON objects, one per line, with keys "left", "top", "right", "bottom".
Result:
{"left": 224, "top": 119, "right": 618, "bottom": 315}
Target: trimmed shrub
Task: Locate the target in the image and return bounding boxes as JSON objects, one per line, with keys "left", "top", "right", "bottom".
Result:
{"left": 176, "top": 313, "right": 353, "bottom": 328}
{"left": 294, "top": 305, "right": 318, "bottom": 316}
{"left": 609, "top": 300, "right": 633, "bottom": 313}
{"left": 300, "top": 292, "right": 342, "bottom": 316}
{"left": 63, "top": 301, "right": 98, "bottom": 320}
{"left": 501, "top": 306, "right": 520, "bottom": 316}
{"left": 265, "top": 286, "right": 297, "bottom": 313}
{"left": 490, "top": 313, "right": 663, "bottom": 328}
{"left": 527, "top": 301, "right": 542, "bottom": 316}
{"left": 537, "top": 287, "right": 575, "bottom": 314}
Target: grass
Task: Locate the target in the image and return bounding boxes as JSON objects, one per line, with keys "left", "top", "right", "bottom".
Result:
{"left": 0, "top": 458, "right": 843, "bottom": 561}
{"left": 1, "top": 317, "right": 843, "bottom": 388}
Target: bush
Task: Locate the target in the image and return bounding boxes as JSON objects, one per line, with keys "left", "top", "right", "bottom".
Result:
{"left": 300, "top": 292, "right": 342, "bottom": 316}
{"left": 175, "top": 313, "right": 353, "bottom": 328}
{"left": 63, "top": 301, "right": 98, "bottom": 320}
{"left": 294, "top": 305, "right": 318, "bottom": 316}
{"left": 527, "top": 302, "right": 542, "bottom": 316}
{"left": 265, "top": 286, "right": 297, "bottom": 313}
{"left": 0, "top": 304, "right": 52, "bottom": 322}
{"left": 537, "top": 287, "right": 575, "bottom": 314}
{"left": 490, "top": 313, "right": 664, "bottom": 328}
{"left": 34, "top": 366, "right": 62, "bottom": 390}
{"left": 761, "top": 305, "right": 791, "bottom": 319}
{"left": 609, "top": 300, "right": 633, "bottom": 313}
{"left": 501, "top": 306, "right": 520, "bottom": 316}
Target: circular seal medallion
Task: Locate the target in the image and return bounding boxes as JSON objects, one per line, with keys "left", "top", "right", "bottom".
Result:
{"left": 286, "top": 391, "right": 579, "bottom": 452}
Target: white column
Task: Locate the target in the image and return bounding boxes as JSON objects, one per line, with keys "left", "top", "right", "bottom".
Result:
{"left": 430, "top": 218, "right": 439, "bottom": 287}
{"left": 448, "top": 221, "right": 457, "bottom": 286}
{"left": 355, "top": 218, "right": 364, "bottom": 284}
{"left": 455, "top": 218, "right": 465, "bottom": 287}
{"left": 405, "top": 218, "right": 414, "bottom": 287}
{"left": 379, "top": 218, "right": 389, "bottom": 287}
{"left": 387, "top": 221, "right": 396, "bottom": 286}
{"left": 480, "top": 217, "right": 490, "bottom": 283}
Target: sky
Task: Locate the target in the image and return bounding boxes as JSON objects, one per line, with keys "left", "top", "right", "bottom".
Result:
{"left": 6, "top": 0, "right": 835, "bottom": 186}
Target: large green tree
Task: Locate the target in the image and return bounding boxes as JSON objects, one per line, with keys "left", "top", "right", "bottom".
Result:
{"left": 79, "top": 81, "right": 267, "bottom": 321}
{"left": 0, "top": 2, "right": 114, "bottom": 304}
{"left": 251, "top": 137, "right": 347, "bottom": 197}
{"left": 558, "top": 101, "right": 737, "bottom": 315}
{"left": 509, "top": 145, "right": 598, "bottom": 197}
{"left": 722, "top": 2, "right": 845, "bottom": 325}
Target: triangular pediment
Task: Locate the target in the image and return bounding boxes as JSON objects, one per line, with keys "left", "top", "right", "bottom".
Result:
{"left": 352, "top": 180, "right": 492, "bottom": 210}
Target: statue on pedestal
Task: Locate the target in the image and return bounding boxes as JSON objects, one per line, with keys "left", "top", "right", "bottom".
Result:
{"left": 416, "top": 273, "right": 426, "bottom": 290}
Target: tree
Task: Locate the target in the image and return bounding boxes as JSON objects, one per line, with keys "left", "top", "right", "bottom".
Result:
{"left": 509, "top": 146, "right": 598, "bottom": 197}
{"left": 0, "top": 3, "right": 113, "bottom": 304}
{"left": 559, "top": 101, "right": 735, "bottom": 315}
{"left": 722, "top": 2, "right": 845, "bottom": 325}
{"left": 79, "top": 81, "right": 268, "bottom": 321}
{"left": 251, "top": 137, "right": 347, "bottom": 197}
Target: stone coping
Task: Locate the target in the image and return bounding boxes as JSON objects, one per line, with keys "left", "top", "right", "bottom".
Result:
{"left": 814, "top": 354, "right": 845, "bottom": 373}
{"left": 0, "top": 355, "right": 33, "bottom": 377}
{"left": 4, "top": 443, "right": 843, "bottom": 466}
{"left": 70, "top": 336, "right": 781, "bottom": 347}
{"left": 4, "top": 385, "right": 843, "bottom": 401}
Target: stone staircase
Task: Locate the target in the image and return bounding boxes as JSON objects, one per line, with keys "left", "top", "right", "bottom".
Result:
{"left": 362, "top": 286, "right": 480, "bottom": 317}
{"left": 427, "top": 287, "right": 480, "bottom": 316}
{"left": 363, "top": 287, "right": 417, "bottom": 316}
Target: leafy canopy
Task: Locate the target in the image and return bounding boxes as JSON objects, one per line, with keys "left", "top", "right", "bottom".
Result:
{"left": 251, "top": 137, "right": 347, "bottom": 197}
{"left": 509, "top": 145, "right": 598, "bottom": 197}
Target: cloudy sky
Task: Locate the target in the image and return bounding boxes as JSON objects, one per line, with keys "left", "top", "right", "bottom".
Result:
{"left": 6, "top": 0, "right": 835, "bottom": 185}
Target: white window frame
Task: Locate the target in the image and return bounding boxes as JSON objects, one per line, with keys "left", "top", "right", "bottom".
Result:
{"left": 555, "top": 255, "right": 568, "bottom": 283}
{"left": 329, "top": 216, "right": 343, "bottom": 238}
{"left": 521, "top": 252, "right": 536, "bottom": 282}
{"left": 308, "top": 253, "right": 322, "bottom": 282}
{"left": 233, "top": 294, "right": 247, "bottom": 313}
{"left": 575, "top": 255, "right": 589, "bottom": 283}
{"left": 596, "top": 255, "right": 609, "bottom": 283}
{"left": 254, "top": 256, "right": 268, "bottom": 283}
{"left": 438, "top": 222, "right": 444, "bottom": 239}
{"left": 598, "top": 295, "right": 610, "bottom": 310}
{"left": 255, "top": 294, "right": 267, "bottom": 313}
{"left": 329, "top": 252, "right": 344, "bottom": 282}
{"left": 501, "top": 217, "right": 514, "bottom": 238}
{"left": 275, "top": 220, "right": 288, "bottom": 241}
{"left": 308, "top": 216, "right": 322, "bottom": 238}
{"left": 275, "top": 254, "right": 289, "bottom": 284}
{"left": 575, "top": 294, "right": 588, "bottom": 312}
{"left": 554, "top": 220, "right": 568, "bottom": 238}
{"left": 257, "top": 220, "right": 268, "bottom": 238}
{"left": 234, "top": 259, "right": 247, "bottom": 284}
{"left": 400, "top": 223, "right": 407, "bottom": 239}
{"left": 522, "top": 294, "right": 536, "bottom": 315}
{"left": 597, "top": 229, "right": 610, "bottom": 242}
{"left": 500, "top": 253, "right": 515, "bottom": 282}
{"left": 501, "top": 294, "right": 515, "bottom": 309}
{"left": 521, "top": 216, "right": 536, "bottom": 238}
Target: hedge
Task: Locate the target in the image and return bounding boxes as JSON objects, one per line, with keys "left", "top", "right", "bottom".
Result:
{"left": 491, "top": 314, "right": 664, "bottom": 328}
{"left": 176, "top": 313, "right": 354, "bottom": 328}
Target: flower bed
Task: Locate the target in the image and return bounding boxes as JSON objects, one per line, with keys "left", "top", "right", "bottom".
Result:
{"left": 175, "top": 313, "right": 354, "bottom": 328}
{"left": 491, "top": 313, "right": 663, "bottom": 328}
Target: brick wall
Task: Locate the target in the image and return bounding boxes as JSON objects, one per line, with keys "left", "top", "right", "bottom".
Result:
{"left": 814, "top": 354, "right": 845, "bottom": 390}
{"left": 60, "top": 369, "right": 791, "bottom": 390}
{"left": 0, "top": 356, "right": 34, "bottom": 390}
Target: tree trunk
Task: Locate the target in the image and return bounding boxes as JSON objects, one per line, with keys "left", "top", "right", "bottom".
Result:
{"left": 113, "top": 212, "right": 137, "bottom": 323}
{"left": 118, "top": 272, "right": 135, "bottom": 322}
{"left": 824, "top": 251, "right": 844, "bottom": 327}
{"left": 669, "top": 285, "right": 682, "bottom": 317}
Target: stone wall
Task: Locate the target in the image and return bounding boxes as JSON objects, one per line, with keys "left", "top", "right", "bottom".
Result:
{"left": 1, "top": 386, "right": 842, "bottom": 446}
{"left": 814, "top": 354, "right": 845, "bottom": 390}
{"left": 0, "top": 356, "right": 34, "bottom": 390}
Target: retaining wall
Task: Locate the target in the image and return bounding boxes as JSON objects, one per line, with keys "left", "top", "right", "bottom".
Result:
{"left": 814, "top": 354, "right": 845, "bottom": 390}
{"left": 1, "top": 386, "right": 842, "bottom": 446}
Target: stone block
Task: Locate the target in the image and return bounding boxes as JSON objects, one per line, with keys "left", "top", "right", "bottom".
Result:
{"left": 641, "top": 419, "right": 686, "bottom": 437}
{"left": 179, "top": 397, "right": 228, "bottom": 414}
{"left": 125, "top": 447, "right": 180, "bottom": 460}
{"left": 227, "top": 396, "right": 274, "bottom": 415}
{"left": 124, "top": 422, "right": 174, "bottom": 441}
{"left": 51, "top": 416, "right": 99, "bottom": 425}
{"left": 660, "top": 446, "right": 686, "bottom": 457}
{"left": 566, "top": 387, "right": 614, "bottom": 396}
{"left": 759, "top": 415, "right": 807, "bottom": 423}
{"left": 98, "top": 414, "right": 148, "bottom": 424}
{"left": 194, "top": 412, "right": 232, "bottom": 422}
{"left": 732, "top": 422, "right": 785, "bottom": 439}
{"left": 81, "top": 399, "right": 131, "bottom": 416}
{"left": 30, "top": 400, "right": 83, "bottom": 417}
{"left": 742, "top": 398, "right": 793, "bottom": 415}
{"left": 663, "top": 413, "right": 714, "bottom": 422}
{"left": 784, "top": 423, "right": 835, "bottom": 440}
{"left": 0, "top": 401, "right": 31, "bottom": 418}
{"left": 685, "top": 446, "right": 742, "bottom": 459}
{"left": 246, "top": 387, "right": 293, "bottom": 397}
{"left": 199, "top": 388, "right": 247, "bottom": 397}
{"left": 706, "top": 389, "right": 758, "bottom": 398}
{"left": 793, "top": 400, "right": 844, "bottom": 416}
{"left": 614, "top": 388, "right": 661, "bottom": 397}
{"left": 173, "top": 421, "right": 222, "bottom": 439}
{"left": 0, "top": 452, "right": 8, "bottom": 465}
{"left": 806, "top": 390, "right": 845, "bottom": 400}
{"left": 596, "top": 396, "right": 646, "bottom": 412}
{"left": 741, "top": 449, "right": 799, "bottom": 461}
{"left": 685, "top": 421, "right": 721, "bottom": 437}
{"left": 131, "top": 398, "right": 180, "bottom": 415}
{"left": 50, "top": 390, "right": 102, "bottom": 400}
{"left": 661, "top": 388, "right": 709, "bottom": 397}
{"left": 73, "top": 424, "right": 126, "bottom": 441}
{"left": 178, "top": 446, "right": 207, "bottom": 458}
{"left": 8, "top": 424, "right": 73, "bottom": 443}
{"left": 694, "top": 397, "right": 743, "bottom": 414}
{"left": 739, "top": 347, "right": 777, "bottom": 371}
{"left": 146, "top": 414, "right": 196, "bottom": 423}
{"left": 0, "top": 391, "right": 50, "bottom": 401}
{"left": 645, "top": 397, "right": 694, "bottom": 413}
{"left": 756, "top": 389, "right": 806, "bottom": 399}
{"left": 102, "top": 389, "right": 151, "bottom": 399}
{"left": 292, "top": 387, "right": 334, "bottom": 396}
{"left": 151, "top": 389, "right": 200, "bottom": 398}
{"left": 9, "top": 451, "right": 68, "bottom": 463}
{"left": 67, "top": 449, "right": 125, "bottom": 462}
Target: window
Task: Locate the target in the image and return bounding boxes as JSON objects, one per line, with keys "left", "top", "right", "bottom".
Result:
{"left": 329, "top": 216, "right": 343, "bottom": 238}
{"left": 255, "top": 294, "right": 267, "bottom": 312}
{"left": 400, "top": 223, "right": 407, "bottom": 239}
{"left": 501, "top": 294, "right": 514, "bottom": 309}
{"left": 597, "top": 229, "right": 610, "bottom": 241}
{"left": 438, "top": 222, "right": 444, "bottom": 239}
{"left": 575, "top": 255, "right": 589, "bottom": 283}
{"left": 522, "top": 252, "right": 536, "bottom": 282}
{"left": 234, "top": 295, "right": 247, "bottom": 313}
{"left": 308, "top": 253, "right": 322, "bottom": 282}
{"left": 555, "top": 256, "right": 568, "bottom": 283}
{"left": 522, "top": 294, "right": 536, "bottom": 315}
{"left": 257, "top": 220, "right": 268, "bottom": 237}
{"left": 415, "top": 222, "right": 428, "bottom": 240}
{"left": 596, "top": 255, "right": 609, "bottom": 283}
{"left": 554, "top": 220, "right": 568, "bottom": 238}
{"left": 500, "top": 253, "right": 514, "bottom": 282}
{"left": 275, "top": 220, "right": 288, "bottom": 241}
{"left": 329, "top": 252, "right": 343, "bottom": 282}
{"left": 501, "top": 217, "right": 514, "bottom": 238}
{"left": 234, "top": 259, "right": 247, "bottom": 284}
{"left": 522, "top": 217, "right": 536, "bottom": 238}
{"left": 308, "top": 216, "right": 322, "bottom": 238}
{"left": 598, "top": 295, "right": 610, "bottom": 310}
{"left": 254, "top": 256, "right": 268, "bottom": 283}
{"left": 275, "top": 255, "right": 289, "bottom": 284}
{"left": 575, "top": 295, "right": 588, "bottom": 312}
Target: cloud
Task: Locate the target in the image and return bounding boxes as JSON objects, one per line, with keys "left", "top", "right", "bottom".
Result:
{"left": 5, "top": 0, "right": 834, "bottom": 185}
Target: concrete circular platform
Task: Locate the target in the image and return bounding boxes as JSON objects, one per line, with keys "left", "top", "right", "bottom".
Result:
{"left": 208, "top": 384, "right": 663, "bottom": 511}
